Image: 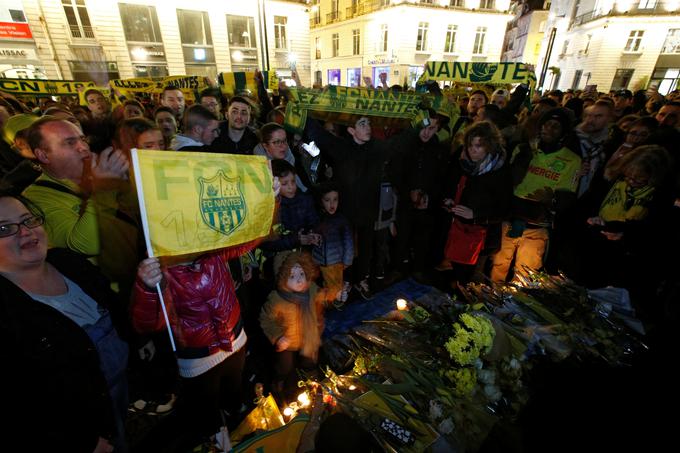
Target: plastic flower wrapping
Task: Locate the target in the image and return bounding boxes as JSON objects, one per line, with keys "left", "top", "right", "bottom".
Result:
{"left": 308, "top": 272, "right": 648, "bottom": 452}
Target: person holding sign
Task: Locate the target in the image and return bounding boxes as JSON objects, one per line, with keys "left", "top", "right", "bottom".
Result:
{"left": 131, "top": 173, "right": 280, "bottom": 450}
{"left": 303, "top": 115, "right": 418, "bottom": 298}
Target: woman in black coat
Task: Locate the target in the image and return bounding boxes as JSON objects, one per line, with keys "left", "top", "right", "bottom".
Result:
{"left": 441, "top": 121, "right": 513, "bottom": 285}
{"left": 0, "top": 192, "right": 128, "bottom": 452}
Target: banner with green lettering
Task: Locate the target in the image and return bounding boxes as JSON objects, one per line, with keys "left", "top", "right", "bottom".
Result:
{"left": 418, "top": 62, "right": 536, "bottom": 88}
{"left": 283, "top": 86, "right": 457, "bottom": 133}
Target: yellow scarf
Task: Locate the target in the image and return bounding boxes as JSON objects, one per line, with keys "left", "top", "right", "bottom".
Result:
{"left": 599, "top": 180, "right": 655, "bottom": 222}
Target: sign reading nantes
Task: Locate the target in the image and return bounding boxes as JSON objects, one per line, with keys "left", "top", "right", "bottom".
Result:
{"left": 419, "top": 62, "right": 536, "bottom": 86}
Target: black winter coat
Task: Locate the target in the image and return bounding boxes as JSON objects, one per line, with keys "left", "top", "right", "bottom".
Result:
{"left": 0, "top": 249, "right": 117, "bottom": 452}
{"left": 444, "top": 150, "right": 513, "bottom": 252}
{"left": 305, "top": 119, "right": 417, "bottom": 227}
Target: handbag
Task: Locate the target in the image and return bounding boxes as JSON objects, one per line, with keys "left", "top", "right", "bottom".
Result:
{"left": 444, "top": 175, "right": 487, "bottom": 265}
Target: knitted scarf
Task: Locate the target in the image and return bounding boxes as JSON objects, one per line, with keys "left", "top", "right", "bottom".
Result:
{"left": 277, "top": 288, "right": 320, "bottom": 361}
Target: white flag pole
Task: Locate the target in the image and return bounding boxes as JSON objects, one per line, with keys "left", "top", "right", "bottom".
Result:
{"left": 130, "top": 148, "right": 177, "bottom": 352}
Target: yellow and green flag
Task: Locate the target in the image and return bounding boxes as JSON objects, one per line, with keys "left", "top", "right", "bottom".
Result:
{"left": 283, "top": 86, "right": 439, "bottom": 133}
{"left": 131, "top": 149, "right": 275, "bottom": 257}
{"left": 417, "top": 61, "right": 537, "bottom": 105}
{"left": 218, "top": 71, "right": 278, "bottom": 99}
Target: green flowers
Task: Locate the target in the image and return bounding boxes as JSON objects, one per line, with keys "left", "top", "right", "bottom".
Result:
{"left": 444, "top": 313, "right": 495, "bottom": 366}
{"left": 443, "top": 367, "right": 477, "bottom": 397}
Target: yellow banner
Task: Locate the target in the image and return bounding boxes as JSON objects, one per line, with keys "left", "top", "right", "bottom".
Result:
{"left": 109, "top": 75, "right": 209, "bottom": 101}
{"left": 418, "top": 62, "right": 536, "bottom": 87}
{"left": 219, "top": 71, "right": 278, "bottom": 100}
{"left": 232, "top": 414, "right": 309, "bottom": 453}
{"left": 0, "top": 78, "right": 96, "bottom": 95}
{"left": 131, "top": 150, "right": 275, "bottom": 257}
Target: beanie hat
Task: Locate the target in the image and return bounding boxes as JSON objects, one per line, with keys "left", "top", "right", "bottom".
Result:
{"left": 538, "top": 107, "right": 573, "bottom": 135}
{"left": 492, "top": 88, "right": 509, "bottom": 98}
{"left": 2, "top": 114, "right": 39, "bottom": 145}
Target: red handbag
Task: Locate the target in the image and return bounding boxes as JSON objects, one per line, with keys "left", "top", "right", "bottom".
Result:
{"left": 444, "top": 176, "right": 487, "bottom": 265}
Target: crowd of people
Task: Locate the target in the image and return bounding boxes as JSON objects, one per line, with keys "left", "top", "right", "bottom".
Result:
{"left": 1, "top": 73, "right": 679, "bottom": 452}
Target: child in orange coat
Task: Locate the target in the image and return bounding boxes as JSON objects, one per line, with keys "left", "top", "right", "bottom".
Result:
{"left": 259, "top": 251, "right": 347, "bottom": 400}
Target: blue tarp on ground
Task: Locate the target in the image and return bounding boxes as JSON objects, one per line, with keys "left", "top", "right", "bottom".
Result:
{"left": 323, "top": 278, "right": 434, "bottom": 339}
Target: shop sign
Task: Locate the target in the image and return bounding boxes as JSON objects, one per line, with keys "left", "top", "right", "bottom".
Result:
{"left": 0, "top": 22, "right": 32, "bottom": 39}
{"left": 0, "top": 47, "right": 37, "bottom": 60}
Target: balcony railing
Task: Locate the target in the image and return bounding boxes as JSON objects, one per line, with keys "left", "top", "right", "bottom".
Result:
{"left": 573, "top": 2, "right": 680, "bottom": 27}
{"left": 326, "top": 11, "right": 342, "bottom": 24}
{"left": 70, "top": 25, "right": 95, "bottom": 39}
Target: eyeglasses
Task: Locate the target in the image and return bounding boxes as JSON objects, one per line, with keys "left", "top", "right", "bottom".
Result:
{"left": 269, "top": 139, "right": 287, "bottom": 146}
{"left": 0, "top": 215, "right": 45, "bottom": 238}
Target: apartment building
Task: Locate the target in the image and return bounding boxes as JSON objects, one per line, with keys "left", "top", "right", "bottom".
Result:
{"left": 501, "top": 0, "right": 550, "bottom": 65}
{"left": 309, "top": 0, "right": 513, "bottom": 88}
{"left": 2, "top": 0, "right": 311, "bottom": 86}
{"left": 536, "top": 0, "right": 680, "bottom": 94}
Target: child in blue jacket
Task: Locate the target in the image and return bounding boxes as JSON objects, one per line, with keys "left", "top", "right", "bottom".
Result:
{"left": 312, "top": 182, "right": 354, "bottom": 298}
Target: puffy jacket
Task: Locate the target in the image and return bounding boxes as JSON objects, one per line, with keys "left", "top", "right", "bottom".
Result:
{"left": 259, "top": 283, "right": 335, "bottom": 350}
{"left": 312, "top": 212, "right": 354, "bottom": 267}
{"left": 261, "top": 191, "right": 318, "bottom": 252}
{"left": 131, "top": 242, "right": 257, "bottom": 356}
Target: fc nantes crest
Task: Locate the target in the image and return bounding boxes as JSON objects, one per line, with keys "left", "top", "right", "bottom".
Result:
{"left": 199, "top": 171, "right": 247, "bottom": 235}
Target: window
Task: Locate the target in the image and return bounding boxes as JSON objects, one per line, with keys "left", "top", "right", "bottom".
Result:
{"left": 120, "top": 3, "right": 162, "bottom": 43}
{"left": 480, "top": 0, "right": 495, "bottom": 9}
{"left": 332, "top": 33, "right": 339, "bottom": 57}
{"left": 177, "top": 10, "right": 215, "bottom": 75}
{"left": 373, "top": 66, "right": 389, "bottom": 85}
{"left": 444, "top": 25, "right": 458, "bottom": 53}
{"left": 408, "top": 66, "right": 424, "bottom": 88}
{"left": 625, "top": 30, "right": 644, "bottom": 52}
{"left": 274, "top": 16, "right": 287, "bottom": 49}
{"left": 353, "top": 29, "right": 360, "bottom": 55}
{"left": 177, "top": 10, "right": 212, "bottom": 46}
{"left": 227, "top": 15, "right": 258, "bottom": 71}
{"left": 450, "top": 0, "right": 464, "bottom": 6}
{"left": 328, "top": 69, "right": 340, "bottom": 86}
{"left": 638, "top": 0, "right": 656, "bottom": 9}
{"left": 561, "top": 39, "right": 570, "bottom": 56}
{"left": 651, "top": 67, "right": 679, "bottom": 95}
{"left": 661, "top": 29, "right": 680, "bottom": 54}
{"left": 314, "top": 70, "right": 322, "bottom": 87}
{"left": 584, "top": 34, "right": 592, "bottom": 54}
{"left": 416, "top": 22, "right": 428, "bottom": 51}
{"left": 315, "top": 37, "right": 321, "bottom": 59}
{"left": 347, "top": 68, "right": 361, "bottom": 87}
{"left": 9, "top": 9, "right": 26, "bottom": 22}
{"left": 227, "top": 15, "right": 256, "bottom": 48}
{"left": 473, "top": 26, "right": 486, "bottom": 54}
{"left": 380, "top": 24, "right": 388, "bottom": 52}
{"left": 611, "top": 69, "right": 634, "bottom": 90}
{"left": 572, "top": 70, "right": 582, "bottom": 89}
{"left": 63, "top": 0, "right": 94, "bottom": 39}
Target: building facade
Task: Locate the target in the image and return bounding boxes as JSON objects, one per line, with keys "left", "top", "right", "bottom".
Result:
{"left": 6, "top": 0, "right": 311, "bottom": 86}
{"left": 536, "top": 0, "right": 680, "bottom": 94}
{"left": 0, "top": 0, "right": 45, "bottom": 79}
{"left": 309, "top": 0, "right": 513, "bottom": 88}
{"left": 501, "top": 0, "right": 549, "bottom": 65}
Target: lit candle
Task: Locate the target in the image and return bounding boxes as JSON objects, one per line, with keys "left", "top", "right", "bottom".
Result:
{"left": 283, "top": 407, "right": 294, "bottom": 417}
{"left": 349, "top": 385, "right": 357, "bottom": 391}
{"left": 396, "top": 298, "right": 408, "bottom": 311}
{"left": 297, "top": 391, "right": 311, "bottom": 407}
